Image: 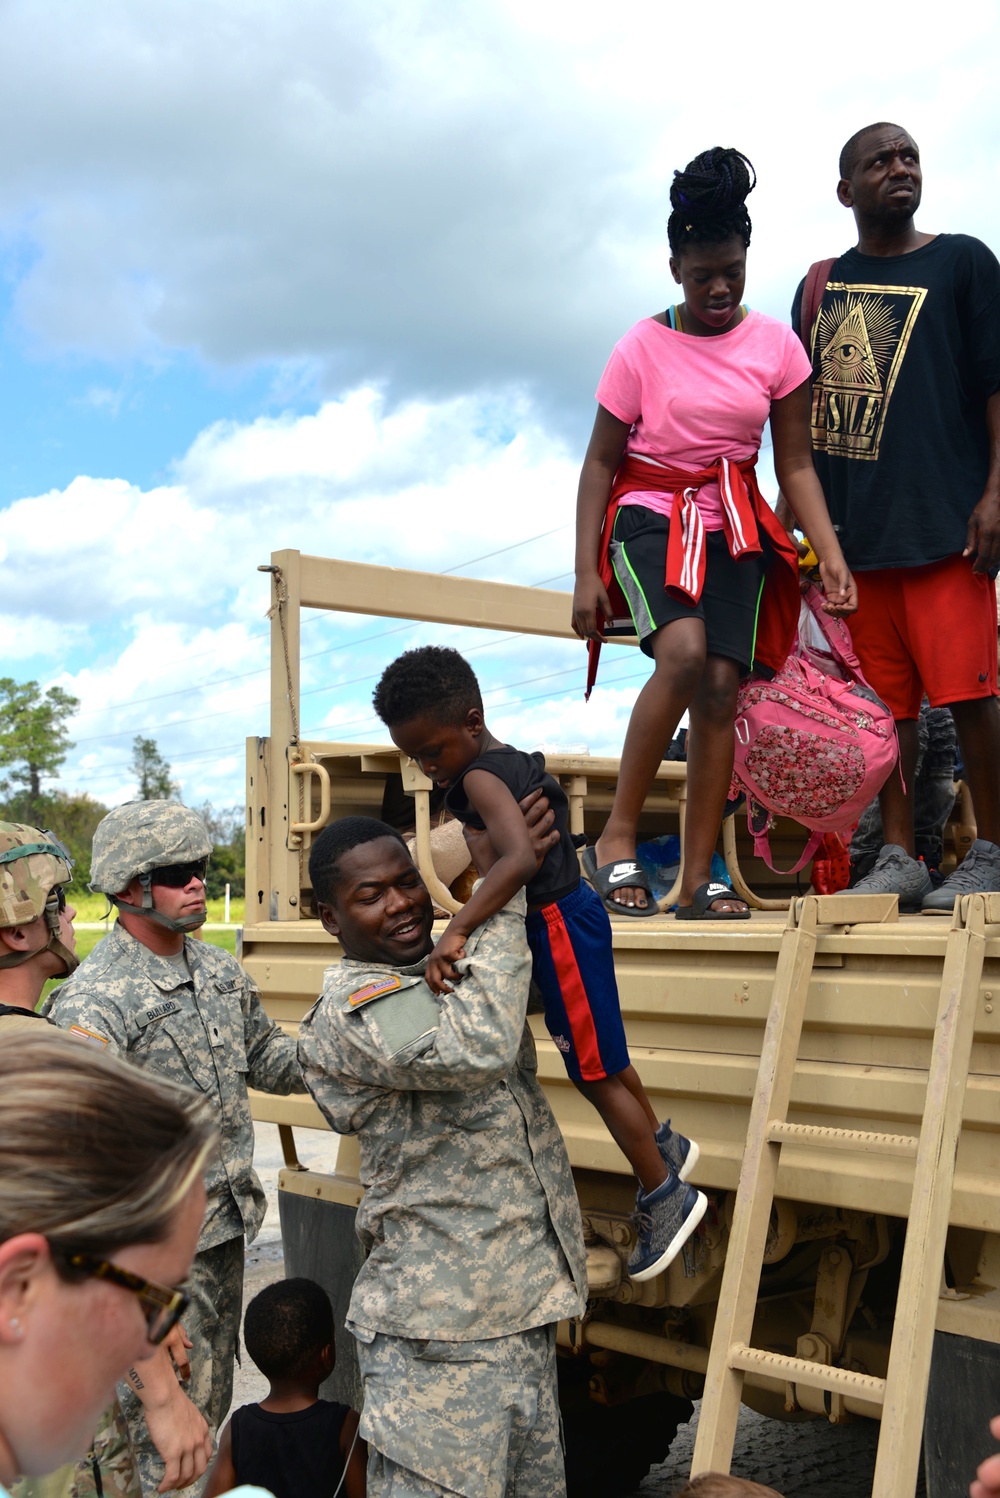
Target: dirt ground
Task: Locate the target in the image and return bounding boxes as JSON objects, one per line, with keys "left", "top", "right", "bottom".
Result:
{"left": 232, "top": 1122, "right": 341, "bottom": 1408}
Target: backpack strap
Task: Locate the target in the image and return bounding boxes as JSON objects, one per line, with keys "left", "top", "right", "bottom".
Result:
{"left": 798, "top": 584, "right": 905, "bottom": 792}
{"left": 800, "top": 582, "right": 864, "bottom": 675}
{"left": 751, "top": 820, "right": 826, "bottom": 875}
{"left": 800, "top": 257, "right": 836, "bottom": 349}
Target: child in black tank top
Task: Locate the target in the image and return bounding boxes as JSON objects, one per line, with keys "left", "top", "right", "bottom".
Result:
{"left": 203, "top": 1279, "right": 365, "bottom": 1498}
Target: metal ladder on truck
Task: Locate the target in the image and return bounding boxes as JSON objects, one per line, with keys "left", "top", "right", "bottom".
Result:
{"left": 693, "top": 891, "right": 997, "bottom": 1498}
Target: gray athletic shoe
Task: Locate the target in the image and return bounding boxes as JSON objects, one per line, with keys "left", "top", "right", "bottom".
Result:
{"left": 627, "top": 1173, "right": 708, "bottom": 1283}
{"left": 921, "top": 838, "right": 1000, "bottom": 914}
{"left": 838, "top": 843, "right": 932, "bottom": 912}
{"left": 655, "top": 1119, "right": 700, "bottom": 1183}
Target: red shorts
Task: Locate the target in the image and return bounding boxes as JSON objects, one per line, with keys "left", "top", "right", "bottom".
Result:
{"left": 850, "top": 555, "right": 999, "bottom": 720}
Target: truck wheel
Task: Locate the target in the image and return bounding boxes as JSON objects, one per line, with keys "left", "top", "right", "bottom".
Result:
{"left": 559, "top": 1364, "right": 693, "bottom": 1498}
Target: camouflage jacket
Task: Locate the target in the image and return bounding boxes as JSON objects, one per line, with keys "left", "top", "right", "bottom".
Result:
{"left": 298, "top": 893, "right": 587, "bottom": 1341}
{"left": 48, "top": 923, "right": 304, "bottom": 1248}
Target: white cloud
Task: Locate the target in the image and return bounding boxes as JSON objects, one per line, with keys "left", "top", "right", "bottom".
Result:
{"left": 3, "top": 387, "right": 578, "bottom": 632}
{"left": 4, "top": 0, "right": 1000, "bottom": 812}
{"left": 2, "top": 0, "right": 998, "bottom": 423}
{"left": 7, "top": 386, "right": 594, "bottom": 807}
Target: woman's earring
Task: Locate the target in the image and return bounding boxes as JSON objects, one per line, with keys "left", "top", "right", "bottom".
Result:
{"left": 9, "top": 1317, "right": 22, "bottom": 1338}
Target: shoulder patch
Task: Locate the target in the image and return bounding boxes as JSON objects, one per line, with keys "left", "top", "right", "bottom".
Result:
{"left": 68, "top": 1025, "right": 110, "bottom": 1048}
{"left": 366, "top": 979, "right": 441, "bottom": 1059}
{"left": 346, "top": 976, "right": 402, "bottom": 1009}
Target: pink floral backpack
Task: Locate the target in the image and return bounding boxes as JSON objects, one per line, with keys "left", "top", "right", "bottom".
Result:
{"left": 730, "top": 585, "right": 899, "bottom": 873}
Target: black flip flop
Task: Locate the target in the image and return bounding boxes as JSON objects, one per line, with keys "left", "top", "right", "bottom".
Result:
{"left": 674, "top": 880, "right": 750, "bottom": 921}
{"left": 581, "top": 846, "right": 658, "bottom": 918}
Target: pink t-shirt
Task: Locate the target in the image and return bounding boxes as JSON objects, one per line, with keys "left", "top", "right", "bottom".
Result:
{"left": 595, "top": 311, "right": 812, "bottom": 527}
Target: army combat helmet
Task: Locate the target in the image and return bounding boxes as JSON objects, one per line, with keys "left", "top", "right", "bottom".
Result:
{"left": 90, "top": 801, "right": 212, "bottom": 934}
{"left": 0, "top": 822, "right": 78, "bottom": 974}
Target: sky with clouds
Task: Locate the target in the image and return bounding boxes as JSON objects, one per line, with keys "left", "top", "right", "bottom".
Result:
{"left": 3, "top": 0, "right": 999, "bottom": 812}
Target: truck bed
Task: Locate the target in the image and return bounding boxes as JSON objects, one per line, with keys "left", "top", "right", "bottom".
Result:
{"left": 245, "top": 903, "right": 1000, "bottom": 1234}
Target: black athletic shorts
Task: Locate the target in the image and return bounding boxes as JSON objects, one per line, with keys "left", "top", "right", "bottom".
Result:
{"left": 610, "top": 502, "right": 765, "bottom": 671}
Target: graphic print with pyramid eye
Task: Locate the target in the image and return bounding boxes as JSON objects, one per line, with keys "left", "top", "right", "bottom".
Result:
{"left": 821, "top": 303, "right": 883, "bottom": 392}
{"left": 810, "top": 284, "right": 926, "bottom": 459}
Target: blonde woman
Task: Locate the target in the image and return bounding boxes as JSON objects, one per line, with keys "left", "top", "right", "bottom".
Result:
{"left": 0, "top": 1031, "right": 273, "bottom": 1498}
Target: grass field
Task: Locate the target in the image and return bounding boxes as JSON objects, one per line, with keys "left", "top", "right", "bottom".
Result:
{"left": 40, "top": 923, "right": 240, "bottom": 1005}
{"left": 71, "top": 891, "right": 245, "bottom": 924}
{"left": 70, "top": 926, "right": 239, "bottom": 963}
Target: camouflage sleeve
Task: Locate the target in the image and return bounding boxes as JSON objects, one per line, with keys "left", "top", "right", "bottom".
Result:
{"left": 400, "top": 895, "right": 530, "bottom": 1090}
{"left": 304, "top": 894, "right": 531, "bottom": 1103}
{"left": 299, "top": 1022, "right": 387, "bottom": 1136}
{"left": 240, "top": 974, "right": 306, "bottom": 1094}
{"left": 47, "top": 981, "right": 130, "bottom": 1058}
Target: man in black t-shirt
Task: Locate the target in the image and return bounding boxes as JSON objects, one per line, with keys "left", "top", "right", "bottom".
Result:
{"left": 792, "top": 122, "right": 1000, "bottom": 913}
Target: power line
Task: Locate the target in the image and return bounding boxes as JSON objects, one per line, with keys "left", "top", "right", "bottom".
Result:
{"left": 68, "top": 628, "right": 524, "bottom": 746}
{"left": 298, "top": 653, "right": 648, "bottom": 742}
{"left": 67, "top": 740, "right": 250, "bottom": 786}
{"left": 307, "top": 664, "right": 651, "bottom": 746}
{"left": 66, "top": 561, "right": 574, "bottom": 748}
{"left": 62, "top": 650, "right": 648, "bottom": 790}
{"left": 298, "top": 630, "right": 516, "bottom": 702}
{"left": 438, "top": 526, "right": 569, "bottom": 575}
{"left": 67, "top": 531, "right": 573, "bottom": 725}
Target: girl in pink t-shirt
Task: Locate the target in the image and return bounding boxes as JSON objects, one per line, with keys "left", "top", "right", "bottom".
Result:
{"left": 574, "top": 146, "right": 855, "bottom": 923}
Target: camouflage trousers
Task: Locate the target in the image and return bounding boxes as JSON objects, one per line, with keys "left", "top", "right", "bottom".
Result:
{"left": 119, "top": 1236, "right": 244, "bottom": 1498}
{"left": 355, "top": 1323, "right": 565, "bottom": 1498}
{"left": 11, "top": 1401, "right": 140, "bottom": 1498}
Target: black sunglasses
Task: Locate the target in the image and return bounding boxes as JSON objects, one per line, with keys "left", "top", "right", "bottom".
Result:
{"left": 63, "top": 1251, "right": 191, "bottom": 1346}
{"left": 149, "top": 860, "right": 209, "bottom": 889}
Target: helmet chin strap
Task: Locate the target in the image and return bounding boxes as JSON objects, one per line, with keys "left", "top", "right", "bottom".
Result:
{"left": 111, "top": 873, "right": 207, "bottom": 934}
{"left": 45, "top": 933, "right": 80, "bottom": 975}
{"left": 0, "top": 945, "right": 39, "bottom": 970}
{"left": 42, "top": 896, "right": 80, "bottom": 975}
{"left": 0, "top": 903, "right": 80, "bottom": 975}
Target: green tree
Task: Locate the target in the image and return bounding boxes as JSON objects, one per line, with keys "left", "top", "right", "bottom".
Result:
{"left": 0, "top": 678, "right": 79, "bottom": 824}
{"left": 0, "top": 789, "right": 110, "bottom": 893}
{"left": 197, "top": 802, "right": 246, "bottom": 899}
{"left": 131, "top": 735, "right": 179, "bottom": 801}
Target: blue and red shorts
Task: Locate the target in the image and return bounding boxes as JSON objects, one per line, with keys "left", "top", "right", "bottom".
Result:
{"left": 525, "top": 880, "right": 630, "bottom": 1084}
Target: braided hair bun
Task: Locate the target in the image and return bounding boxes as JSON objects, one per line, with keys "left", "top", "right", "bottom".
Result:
{"left": 667, "top": 147, "right": 756, "bottom": 256}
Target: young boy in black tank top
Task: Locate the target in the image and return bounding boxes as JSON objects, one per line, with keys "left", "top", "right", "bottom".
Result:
{"left": 374, "top": 646, "right": 707, "bottom": 1281}
{"left": 203, "top": 1279, "right": 365, "bottom": 1498}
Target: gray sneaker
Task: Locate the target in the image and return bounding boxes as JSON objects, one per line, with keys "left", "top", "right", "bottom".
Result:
{"left": 627, "top": 1173, "right": 708, "bottom": 1282}
{"left": 921, "top": 838, "right": 1000, "bottom": 913}
{"left": 655, "top": 1119, "right": 700, "bottom": 1183}
{"left": 837, "top": 843, "right": 932, "bottom": 912}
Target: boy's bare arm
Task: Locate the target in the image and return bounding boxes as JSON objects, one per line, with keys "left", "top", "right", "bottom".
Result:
{"left": 201, "top": 1418, "right": 236, "bottom": 1497}
{"left": 424, "top": 770, "right": 538, "bottom": 994}
{"left": 341, "top": 1408, "right": 367, "bottom": 1498}
{"left": 463, "top": 786, "right": 557, "bottom": 877}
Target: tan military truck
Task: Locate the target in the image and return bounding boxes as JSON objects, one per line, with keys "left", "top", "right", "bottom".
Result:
{"left": 244, "top": 549, "right": 1000, "bottom": 1498}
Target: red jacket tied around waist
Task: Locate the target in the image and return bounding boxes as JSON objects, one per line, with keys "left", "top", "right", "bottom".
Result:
{"left": 585, "top": 453, "right": 801, "bottom": 699}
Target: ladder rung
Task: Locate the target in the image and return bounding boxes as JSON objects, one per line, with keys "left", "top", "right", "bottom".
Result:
{"left": 728, "top": 1342, "right": 886, "bottom": 1404}
{"left": 767, "top": 1120, "right": 919, "bottom": 1157}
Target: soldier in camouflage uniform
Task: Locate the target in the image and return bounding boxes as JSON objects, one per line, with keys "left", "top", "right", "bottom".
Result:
{"left": 9, "top": 1406, "right": 138, "bottom": 1498}
{"left": 299, "top": 814, "right": 588, "bottom": 1498}
{"left": 48, "top": 802, "right": 305, "bottom": 1497}
{"left": 0, "top": 822, "right": 78, "bottom": 1028}
{"left": 0, "top": 825, "right": 142, "bottom": 1498}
